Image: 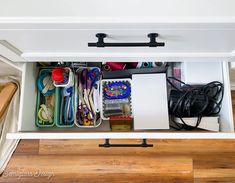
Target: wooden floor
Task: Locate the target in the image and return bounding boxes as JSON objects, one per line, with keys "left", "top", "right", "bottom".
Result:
{"left": 1, "top": 92, "right": 235, "bottom": 183}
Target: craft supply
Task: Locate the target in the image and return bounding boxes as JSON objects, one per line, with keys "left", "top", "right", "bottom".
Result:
{"left": 125, "top": 62, "right": 138, "bottom": 69}
{"left": 103, "top": 62, "right": 138, "bottom": 71}
{"left": 37, "top": 93, "right": 55, "bottom": 125}
{"left": 104, "top": 103, "right": 123, "bottom": 117}
{"left": 104, "top": 102, "right": 131, "bottom": 117}
{"left": 37, "top": 71, "right": 55, "bottom": 96}
{"left": 101, "top": 79, "right": 132, "bottom": 120}
{"left": 52, "top": 67, "right": 74, "bottom": 87}
{"left": 103, "top": 81, "right": 131, "bottom": 100}
{"left": 109, "top": 116, "right": 133, "bottom": 131}
{"left": 0, "top": 82, "right": 17, "bottom": 120}
{"left": 81, "top": 69, "right": 93, "bottom": 116}
{"left": 37, "top": 94, "right": 55, "bottom": 125}
{"left": 106, "top": 62, "right": 126, "bottom": 71}
{"left": 102, "top": 64, "right": 111, "bottom": 71}
{"left": 76, "top": 67, "right": 101, "bottom": 127}
{"left": 104, "top": 98, "right": 129, "bottom": 104}
{"left": 60, "top": 87, "right": 74, "bottom": 125}
{"left": 38, "top": 104, "right": 54, "bottom": 123}
{"left": 155, "top": 62, "right": 167, "bottom": 67}
{"left": 137, "top": 62, "right": 153, "bottom": 68}
{"left": 52, "top": 68, "right": 66, "bottom": 84}
{"left": 36, "top": 69, "right": 56, "bottom": 127}
{"left": 93, "top": 80, "right": 100, "bottom": 113}
{"left": 104, "top": 109, "right": 124, "bottom": 117}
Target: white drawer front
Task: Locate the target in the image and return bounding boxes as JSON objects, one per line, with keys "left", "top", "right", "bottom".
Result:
{"left": 0, "top": 27, "right": 235, "bottom": 62}
{"left": 6, "top": 132, "right": 235, "bottom": 140}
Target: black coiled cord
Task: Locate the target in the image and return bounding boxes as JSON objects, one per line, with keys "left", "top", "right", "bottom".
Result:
{"left": 167, "top": 77, "right": 224, "bottom": 130}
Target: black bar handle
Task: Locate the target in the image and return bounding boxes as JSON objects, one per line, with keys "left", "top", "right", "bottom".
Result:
{"left": 99, "top": 139, "right": 153, "bottom": 148}
{"left": 88, "top": 33, "right": 165, "bottom": 48}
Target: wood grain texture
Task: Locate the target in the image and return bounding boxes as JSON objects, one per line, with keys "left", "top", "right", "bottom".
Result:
{"left": 14, "top": 140, "right": 39, "bottom": 155}
{"left": 1, "top": 92, "right": 235, "bottom": 182}
{"left": 39, "top": 139, "right": 235, "bottom": 155}
{"left": 0, "top": 82, "right": 17, "bottom": 120}
{"left": 3, "top": 140, "right": 235, "bottom": 182}
{"left": 0, "top": 155, "right": 193, "bottom": 183}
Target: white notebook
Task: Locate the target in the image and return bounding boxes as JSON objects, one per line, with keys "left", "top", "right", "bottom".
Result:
{"left": 132, "top": 73, "right": 169, "bottom": 130}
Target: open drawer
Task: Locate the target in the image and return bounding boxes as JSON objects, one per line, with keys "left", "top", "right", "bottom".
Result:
{"left": 6, "top": 60, "right": 235, "bottom": 139}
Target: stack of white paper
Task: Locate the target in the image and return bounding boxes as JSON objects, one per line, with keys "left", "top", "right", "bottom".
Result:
{"left": 174, "top": 116, "right": 220, "bottom": 132}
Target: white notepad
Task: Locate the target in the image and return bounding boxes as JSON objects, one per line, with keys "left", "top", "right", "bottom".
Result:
{"left": 132, "top": 74, "right": 169, "bottom": 130}
{"left": 174, "top": 116, "right": 219, "bottom": 132}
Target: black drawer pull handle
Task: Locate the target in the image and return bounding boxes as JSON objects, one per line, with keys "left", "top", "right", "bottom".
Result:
{"left": 88, "top": 33, "right": 165, "bottom": 48}
{"left": 99, "top": 139, "right": 153, "bottom": 148}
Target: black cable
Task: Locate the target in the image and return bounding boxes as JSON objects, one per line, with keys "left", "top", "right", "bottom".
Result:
{"left": 167, "top": 77, "right": 224, "bottom": 130}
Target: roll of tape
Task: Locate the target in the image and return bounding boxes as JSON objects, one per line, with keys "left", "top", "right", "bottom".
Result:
{"left": 137, "top": 62, "right": 153, "bottom": 68}
{"left": 38, "top": 104, "right": 53, "bottom": 123}
{"left": 37, "top": 72, "right": 55, "bottom": 96}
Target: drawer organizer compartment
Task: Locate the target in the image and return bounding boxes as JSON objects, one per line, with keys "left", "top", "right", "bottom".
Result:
{"left": 15, "top": 61, "right": 234, "bottom": 138}
{"left": 75, "top": 67, "right": 102, "bottom": 128}
{"left": 55, "top": 86, "right": 75, "bottom": 128}
{"left": 101, "top": 78, "right": 133, "bottom": 131}
{"left": 101, "top": 78, "right": 133, "bottom": 119}
{"left": 36, "top": 69, "right": 57, "bottom": 127}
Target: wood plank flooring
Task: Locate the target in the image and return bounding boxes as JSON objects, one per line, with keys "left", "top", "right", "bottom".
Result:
{"left": 1, "top": 92, "right": 235, "bottom": 182}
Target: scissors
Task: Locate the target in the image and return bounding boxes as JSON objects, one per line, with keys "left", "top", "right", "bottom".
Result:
{"left": 60, "top": 87, "right": 74, "bottom": 125}
{"left": 78, "top": 69, "right": 93, "bottom": 126}
{"left": 77, "top": 68, "right": 100, "bottom": 126}
{"left": 88, "top": 68, "right": 101, "bottom": 114}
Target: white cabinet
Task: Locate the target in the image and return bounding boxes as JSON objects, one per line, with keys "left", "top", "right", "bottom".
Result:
{"left": 0, "top": 0, "right": 235, "bottom": 62}
{"left": 0, "top": 0, "right": 235, "bottom": 139}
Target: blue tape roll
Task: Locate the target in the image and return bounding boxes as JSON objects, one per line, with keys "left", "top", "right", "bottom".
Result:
{"left": 37, "top": 71, "right": 55, "bottom": 96}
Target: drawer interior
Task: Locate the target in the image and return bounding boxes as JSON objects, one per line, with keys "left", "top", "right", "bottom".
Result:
{"left": 18, "top": 61, "right": 234, "bottom": 134}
